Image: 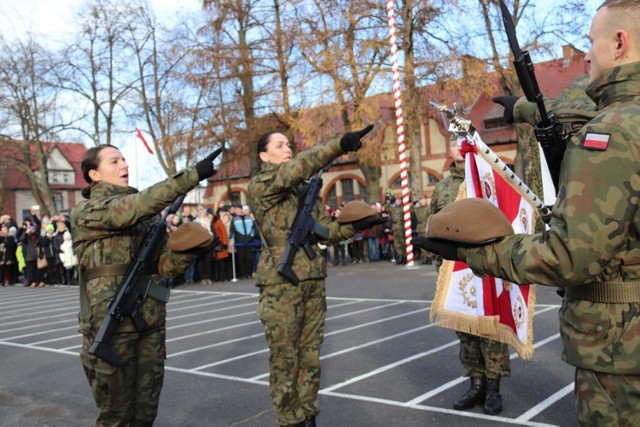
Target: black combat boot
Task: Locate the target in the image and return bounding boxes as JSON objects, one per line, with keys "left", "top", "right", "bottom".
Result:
{"left": 483, "top": 377, "right": 502, "bottom": 415}
{"left": 453, "top": 376, "right": 485, "bottom": 410}
{"left": 304, "top": 415, "right": 316, "bottom": 427}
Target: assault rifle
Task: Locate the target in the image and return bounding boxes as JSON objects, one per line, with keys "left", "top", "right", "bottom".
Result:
{"left": 498, "top": 0, "right": 569, "bottom": 189}
{"left": 89, "top": 194, "right": 185, "bottom": 365}
{"left": 277, "top": 165, "right": 330, "bottom": 285}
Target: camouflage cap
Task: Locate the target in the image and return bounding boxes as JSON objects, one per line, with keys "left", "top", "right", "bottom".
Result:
{"left": 337, "top": 200, "right": 376, "bottom": 223}
{"left": 166, "top": 222, "right": 213, "bottom": 252}
{"left": 426, "top": 198, "right": 513, "bottom": 244}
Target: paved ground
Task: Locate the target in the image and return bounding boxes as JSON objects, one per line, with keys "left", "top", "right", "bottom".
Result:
{"left": 0, "top": 261, "right": 578, "bottom": 427}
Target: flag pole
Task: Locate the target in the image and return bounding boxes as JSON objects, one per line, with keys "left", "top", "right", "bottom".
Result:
{"left": 430, "top": 102, "right": 551, "bottom": 220}
{"left": 386, "top": 0, "right": 415, "bottom": 267}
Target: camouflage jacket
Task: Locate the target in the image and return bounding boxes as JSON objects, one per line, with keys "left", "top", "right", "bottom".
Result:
{"left": 71, "top": 168, "right": 201, "bottom": 335}
{"left": 514, "top": 94, "right": 598, "bottom": 138}
{"left": 248, "top": 139, "right": 356, "bottom": 286}
{"left": 464, "top": 62, "right": 640, "bottom": 374}
{"left": 413, "top": 204, "right": 430, "bottom": 237}
{"left": 430, "top": 163, "right": 465, "bottom": 215}
{"left": 385, "top": 204, "right": 403, "bottom": 234}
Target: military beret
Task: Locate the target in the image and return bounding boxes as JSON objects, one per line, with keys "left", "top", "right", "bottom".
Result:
{"left": 166, "top": 222, "right": 213, "bottom": 252}
{"left": 426, "top": 198, "right": 513, "bottom": 244}
{"left": 337, "top": 200, "right": 377, "bottom": 224}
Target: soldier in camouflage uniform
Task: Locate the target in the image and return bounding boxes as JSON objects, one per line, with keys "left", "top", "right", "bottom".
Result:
{"left": 413, "top": 196, "right": 432, "bottom": 264}
{"left": 430, "top": 137, "right": 465, "bottom": 271}
{"left": 385, "top": 196, "right": 406, "bottom": 264}
{"left": 248, "top": 127, "right": 382, "bottom": 427}
{"left": 419, "top": 1, "right": 640, "bottom": 424}
{"left": 430, "top": 136, "right": 510, "bottom": 414}
{"left": 71, "top": 145, "right": 220, "bottom": 426}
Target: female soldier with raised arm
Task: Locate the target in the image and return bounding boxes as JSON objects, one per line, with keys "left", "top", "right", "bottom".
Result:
{"left": 71, "top": 144, "right": 220, "bottom": 426}
{"left": 248, "top": 128, "right": 384, "bottom": 427}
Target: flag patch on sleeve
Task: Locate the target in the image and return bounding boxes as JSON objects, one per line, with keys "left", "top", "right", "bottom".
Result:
{"left": 582, "top": 133, "right": 610, "bottom": 150}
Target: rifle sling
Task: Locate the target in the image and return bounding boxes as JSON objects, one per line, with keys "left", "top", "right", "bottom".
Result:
{"left": 84, "top": 263, "right": 169, "bottom": 304}
{"left": 565, "top": 282, "right": 640, "bottom": 303}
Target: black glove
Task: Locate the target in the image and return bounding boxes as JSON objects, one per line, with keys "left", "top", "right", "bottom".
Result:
{"left": 195, "top": 148, "right": 223, "bottom": 180}
{"left": 411, "top": 237, "right": 464, "bottom": 262}
{"left": 491, "top": 96, "right": 520, "bottom": 125}
{"left": 340, "top": 125, "right": 374, "bottom": 153}
{"left": 352, "top": 214, "right": 386, "bottom": 231}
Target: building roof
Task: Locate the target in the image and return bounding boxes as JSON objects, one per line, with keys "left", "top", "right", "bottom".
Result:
{"left": 206, "top": 46, "right": 588, "bottom": 184}
{"left": 4, "top": 141, "right": 88, "bottom": 190}
{"left": 466, "top": 46, "right": 587, "bottom": 145}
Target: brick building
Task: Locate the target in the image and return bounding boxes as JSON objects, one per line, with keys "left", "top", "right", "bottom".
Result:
{"left": 205, "top": 46, "right": 588, "bottom": 210}
{"left": 2, "top": 142, "right": 87, "bottom": 221}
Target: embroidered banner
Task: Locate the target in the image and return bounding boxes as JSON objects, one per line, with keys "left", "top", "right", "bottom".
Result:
{"left": 430, "top": 137, "right": 537, "bottom": 359}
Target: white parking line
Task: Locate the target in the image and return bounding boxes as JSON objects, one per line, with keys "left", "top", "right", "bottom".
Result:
{"left": 0, "top": 317, "right": 76, "bottom": 334}
{"left": 0, "top": 298, "right": 77, "bottom": 318}
{"left": 0, "top": 287, "right": 569, "bottom": 425}
{"left": 516, "top": 383, "right": 574, "bottom": 422}
{"left": 168, "top": 295, "right": 254, "bottom": 313}
{"left": 167, "top": 301, "right": 257, "bottom": 323}
{"left": 321, "top": 390, "right": 559, "bottom": 427}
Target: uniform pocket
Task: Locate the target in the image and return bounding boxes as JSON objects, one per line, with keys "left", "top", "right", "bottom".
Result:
{"left": 256, "top": 285, "right": 290, "bottom": 325}
{"left": 80, "top": 348, "right": 118, "bottom": 375}
{"left": 559, "top": 299, "right": 613, "bottom": 371}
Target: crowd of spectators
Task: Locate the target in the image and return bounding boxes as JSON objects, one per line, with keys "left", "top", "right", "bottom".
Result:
{"left": 0, "top": 208, "right": 77, "bottom": 287}
{"left": 1, "top": 195, "right": 431, "bottom": 289}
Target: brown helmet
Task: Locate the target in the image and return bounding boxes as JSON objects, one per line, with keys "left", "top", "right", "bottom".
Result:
{"left": 166, "top": 222, "right": 213, "bottom": 252}
{"left": 427, "top": 198, "right": 513, "bottom": 244}
{"left": 337, "top": 200, "right": 377, "bottom": 224}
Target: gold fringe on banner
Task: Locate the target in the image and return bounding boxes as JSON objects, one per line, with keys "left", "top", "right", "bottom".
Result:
{"left": 428, "top": 182, "right": 537, "bottom": 360}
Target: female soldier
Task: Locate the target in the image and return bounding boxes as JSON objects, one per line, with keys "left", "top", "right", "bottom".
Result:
{"left": 248, "top": 127, "right": 384, "bottom": 427}
{"left": 71, "top": 144, "right": 220, "bottom": 426}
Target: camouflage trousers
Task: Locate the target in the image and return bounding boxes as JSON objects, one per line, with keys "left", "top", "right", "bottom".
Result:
{"left": 575, "top": 368, "right": 640, "bottom": 426}
{"left": 392, "top": 230, "right": 406, "bottom": 258}
{"left": 456, "top": 331, "right": 511, "bottom": 379}
{"left": 79, "top": 327, "right": 166, "bottom": 427}
{"left": 256, "top": 279, "right": 326, "bottom": 426}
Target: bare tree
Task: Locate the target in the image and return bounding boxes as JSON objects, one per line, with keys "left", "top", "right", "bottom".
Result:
{"left": 126, "top": 2, "right": 217, "bottom": 176}
{"left": 429, "top": 0, "right": 590, "bottom": 186}
{"left": 0, "top": 35, "right": 65, "bottom": 216}
{"left": 201, "top": 0, "right": 268, "bottom": 175}
{"left": 59, "top": 0, "right": 140, "bottom": 146}
{"left": 295, "top": 0, "right": 391, "bottom": 202}
{"left": 393, "top": 0, "right": 443, "bottom": 200}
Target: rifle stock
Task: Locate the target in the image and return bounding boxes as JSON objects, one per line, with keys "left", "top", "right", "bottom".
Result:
{"left": 88, "top": 194, "right": 185, "bottom": 365}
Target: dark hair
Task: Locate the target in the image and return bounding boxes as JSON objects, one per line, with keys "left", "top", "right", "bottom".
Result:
{"left": 81, "top": 144, "right": 119, "bottom": 184}
{"left": 257, "top": 131, "right": 279, "bottom": 154}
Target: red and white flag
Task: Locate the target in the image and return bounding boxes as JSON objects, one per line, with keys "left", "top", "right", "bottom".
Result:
{"left": 136, "top": 127, "right": 154, "bottom": 155}
{"left": 430, "top": 136, "right": 537, "bottom": 359}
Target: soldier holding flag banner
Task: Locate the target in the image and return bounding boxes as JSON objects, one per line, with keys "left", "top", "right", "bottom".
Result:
{"left": 415, "top": 1, "right": 640, "bottom": 423}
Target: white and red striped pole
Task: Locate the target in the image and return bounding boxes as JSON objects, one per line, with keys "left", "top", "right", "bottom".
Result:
{"left": 386, "top": 0, "right": 414, "bottom": 267}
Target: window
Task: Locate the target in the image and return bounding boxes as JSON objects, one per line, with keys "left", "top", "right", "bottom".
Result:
{"left": 391, "top": 174, "right": 411, "bottom": 190}
{"left": 484, "top": 117, "right": 508, "bottom": 130}
{"left": 341, "top": 179, "right": 354, "bottom": 202}
{"left": 228, "top": 191, "right": 242, "bottom": 207}
{"left": 427, "top": 173, "right": 439, "bottom": 184}
{"left": 327, "top": 186, "right": 337, "bottom": 209}
{"left": 358, "top": 181, "right": 369, "bottom": 202}
{"left": 53, "top": 193, "right": 63, "bottom": 212}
